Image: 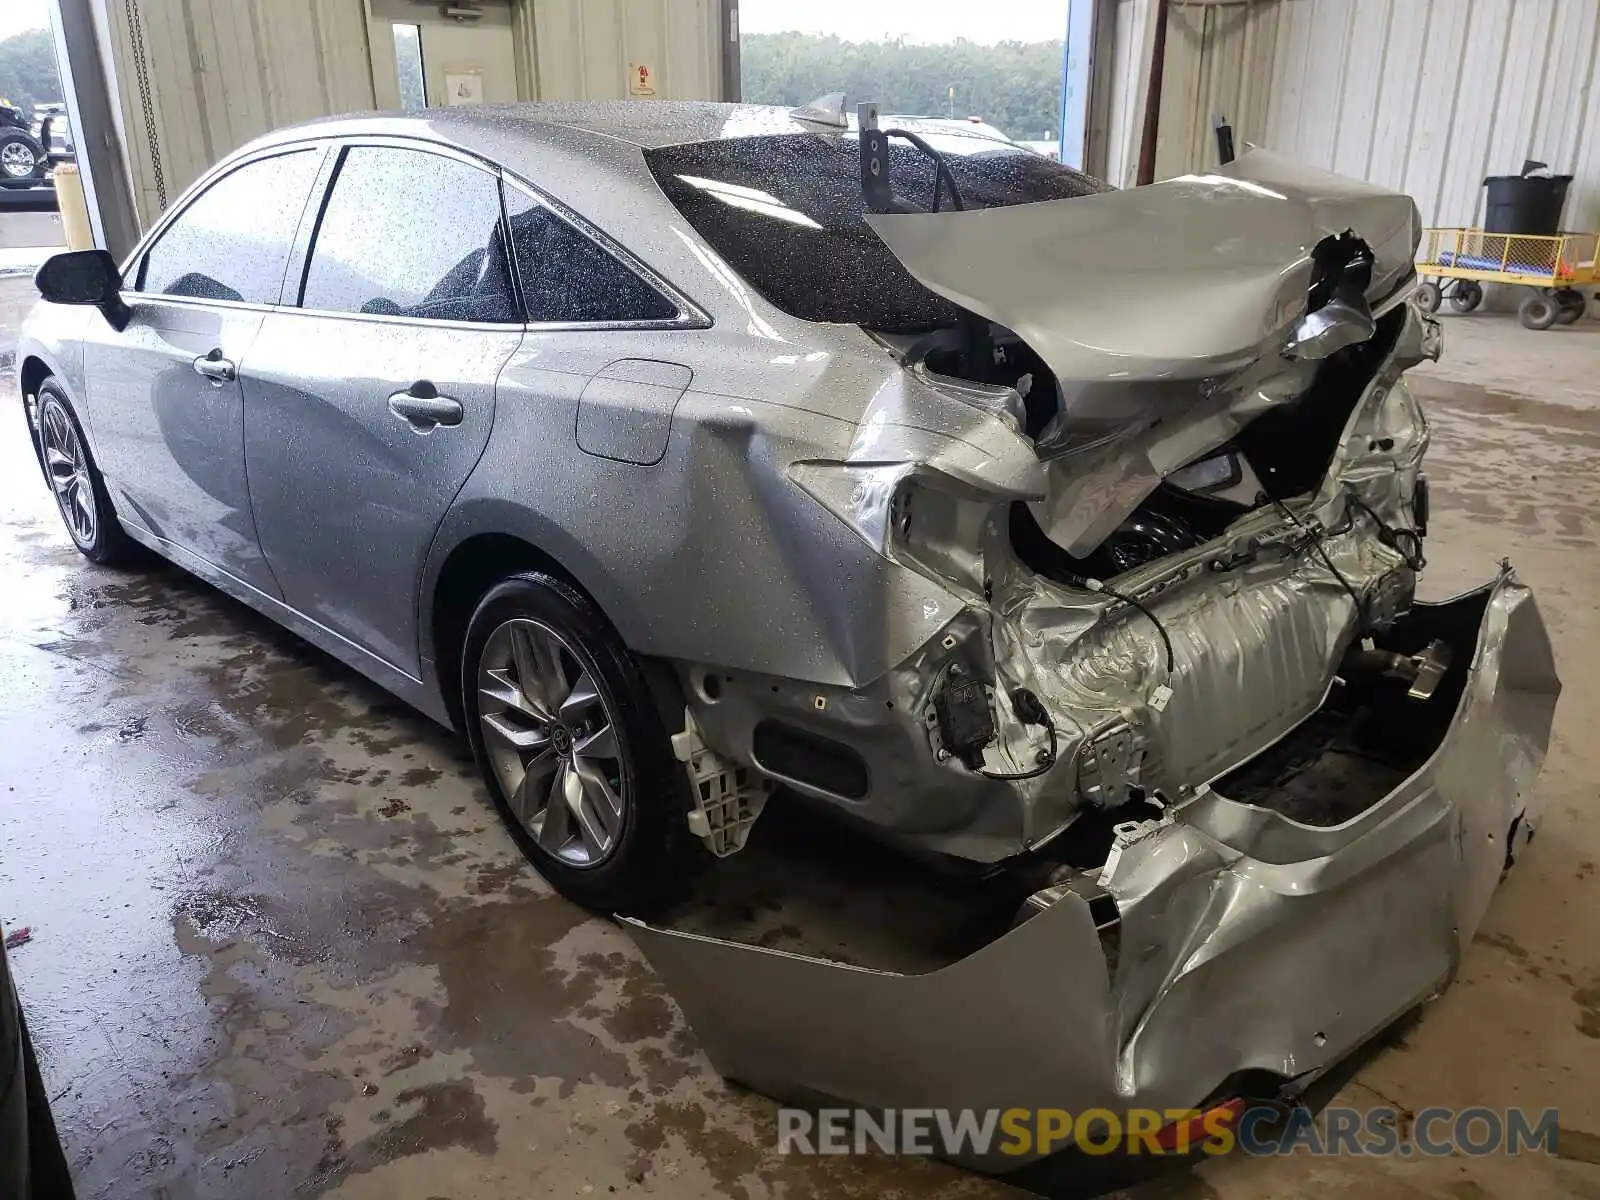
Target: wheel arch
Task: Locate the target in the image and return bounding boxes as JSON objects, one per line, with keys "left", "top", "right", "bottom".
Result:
{"left": 419, "top": 503, "right": 675, "bottom": 735}
{"left": 18, "top": 354, "right": 66, "bottom": 481}
{"left": 19, "top": 353, "right": 53, "bottom": 401}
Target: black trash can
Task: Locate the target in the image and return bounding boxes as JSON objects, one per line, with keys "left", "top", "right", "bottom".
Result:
{"left": 1483, "top": 173, "right": 1572, "bottom": 235}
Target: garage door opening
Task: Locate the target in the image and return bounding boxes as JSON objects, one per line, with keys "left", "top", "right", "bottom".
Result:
{"left": 0, "top": 0, "right": 82, "bottom": 279}
{"left": 736, "top": 0, "right": 1072, "bottom": 161}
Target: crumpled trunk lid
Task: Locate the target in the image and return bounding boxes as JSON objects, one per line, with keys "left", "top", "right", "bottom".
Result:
{"left": 865, "top": 149, "right": 1421, "bottom": 554}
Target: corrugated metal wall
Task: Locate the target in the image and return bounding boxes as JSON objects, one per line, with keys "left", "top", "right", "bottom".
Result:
{"left": 1099, "top": 0, "right": 1280, "bottom": 188}
{"left": 523, "top": 0, "right": 719, "bottom": 102}
{"left": 1155, "top": 0, "right": 1279, "bottom": 181}
{"left": 1264, "top": 0, "right": 1600, "bottom": 231}
{"left": 1105, "top": 0, "right": 1600, "bottom": 232}
{"left": 103, "top": 0, "right": 377, "bottom": 226}
{"left": 100, "top": 0, "right": 723, "bottom": 229}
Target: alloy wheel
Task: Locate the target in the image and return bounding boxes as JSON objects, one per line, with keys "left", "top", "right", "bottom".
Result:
{"left": 476, "top": 618, "right": 627, "bottom": 867}
{"left": 0, "top": 142, "right": 36, "bottom": 178}
{"left": 39, "top": 397, "right": 96, "bottom": 547}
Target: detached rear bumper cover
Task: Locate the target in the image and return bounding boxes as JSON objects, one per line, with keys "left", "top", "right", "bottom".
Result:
{"left": 623, "top": 571, "right": 1557, "bottom": 1174}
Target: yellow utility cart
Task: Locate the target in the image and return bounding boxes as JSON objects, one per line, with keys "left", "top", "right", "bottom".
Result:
{"left": 1415, "top": 227, "right": 1597, "bottom": 329}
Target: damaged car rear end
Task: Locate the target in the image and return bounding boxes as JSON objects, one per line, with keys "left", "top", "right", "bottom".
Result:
{"left": 627, "top": 123, "right": 1560, "bottom": 1179}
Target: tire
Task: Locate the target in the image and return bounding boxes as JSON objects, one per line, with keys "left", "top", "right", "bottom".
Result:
{"left": 1415, "top": 281, "right": 1441, "bottom": 314}
{"left": 1555, "top": 288, "right": 1586, "bottom": 325}
{"left": 1518, "top": 292, "right": 1558, "bottom": 331}
{"left": 1448, "top": 280, "right": 1483, "bottom": 313}
{"left": 34, "top": 382, "right": 139, "bottom": 566}
{"left": 460, "top": 571, "right": 699, "bottom": 914}
{"left": 0, "top": 130, "right": 43, "bottom": 182}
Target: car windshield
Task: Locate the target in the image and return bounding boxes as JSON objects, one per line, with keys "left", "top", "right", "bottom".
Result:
{"left": 645, "top": 132, "right": 1110, "bottom": 332}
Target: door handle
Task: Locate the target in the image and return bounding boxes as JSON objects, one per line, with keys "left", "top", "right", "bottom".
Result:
{"left": 388, "top": 381, "right": 463, "bottom": 431}
{"left": 192, "top": 349, "right": 237, "bottom": 384}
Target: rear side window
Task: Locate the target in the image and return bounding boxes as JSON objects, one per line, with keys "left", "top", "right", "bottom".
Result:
{"left": 505, "top": 189, "right": 677, "bottom": 323}
{"left": 139, "top": 150, "right": 321, "bottom": 304}
{"left": 301, "top": 146, "right": 517, "bottom": 323}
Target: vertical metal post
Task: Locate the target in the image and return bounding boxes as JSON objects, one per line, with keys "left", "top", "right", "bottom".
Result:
{"left": 1058, "top": 0, "right": 1095, "bottom": 169}
{"left": 48, "top": 0, "right": 141, "bottom": 257}
{"left": 720, "top": 0, "right": 741, "bottom": 103}
{"left": 1135, "top": 0, "right": 1169, "bottom": 187}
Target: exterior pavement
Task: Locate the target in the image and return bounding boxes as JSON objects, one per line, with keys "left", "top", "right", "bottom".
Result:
{"left": 2, "top": 275, "right": 1598, "bottom": 1199}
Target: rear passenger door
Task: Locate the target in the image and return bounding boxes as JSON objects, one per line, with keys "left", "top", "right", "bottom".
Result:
{"left": 242, "top": 142, "right": 525, "bottom": 675}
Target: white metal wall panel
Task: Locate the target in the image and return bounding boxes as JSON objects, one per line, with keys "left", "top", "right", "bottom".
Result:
{"left": 100, "top": 0, "right": 719, "bottom": 230}
{"left": 1262, "top": 0, "right": 1600, "bottom": 231}
{"left": 104, "top": 0, "right": 376, "bottom": 226}
{"left": 1107, "top": 0, "right": 1600, "bottom": 243}
{"left": 1153, "top": 0, "right": 1279, "bottom": 180}
{"left": 1100, "top": 0, "right": 1279, "bottom": 187}
{"left": 529, "top": 0, "right": 718, "bottom": 102}
{"left": 1326, "top": 0, "right": 1386, "bottom": 179}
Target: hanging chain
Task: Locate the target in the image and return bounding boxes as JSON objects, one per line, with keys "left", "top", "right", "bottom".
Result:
{"left": 123, "top": 0, "right": 166, "bottom": 210}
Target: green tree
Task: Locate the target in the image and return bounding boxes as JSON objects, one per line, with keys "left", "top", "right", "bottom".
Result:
{"left": 0, "top": 27, "right": 63, "bottom": 114}
{"left": 741, "top": 33, "right": 1064, "bottom": 142}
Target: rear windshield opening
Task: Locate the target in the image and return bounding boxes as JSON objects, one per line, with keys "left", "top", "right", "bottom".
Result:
{"left": 644, "top": 133, "right": 1110, "bottom": 331}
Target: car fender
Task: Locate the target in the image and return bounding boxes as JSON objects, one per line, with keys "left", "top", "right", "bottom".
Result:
{"left": 415, "top": 493, "right": 649, "bottom": 694}
{"left": 14, "top": 317, "right": 88, "bottom": 478}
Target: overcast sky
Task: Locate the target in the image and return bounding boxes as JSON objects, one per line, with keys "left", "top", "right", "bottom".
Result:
{"left": 0, "top": 1, "right": 48, "bottom": 43}
{"left": 740, "top": 0, "right": 1067, "bottom": 44}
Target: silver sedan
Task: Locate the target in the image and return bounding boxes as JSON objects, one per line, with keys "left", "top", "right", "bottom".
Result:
{"left": 16, "top": 98, "right": 1555, "bottom": 937}
{"left": 14, "top": 100, "right": 1562, "bottom": 1179}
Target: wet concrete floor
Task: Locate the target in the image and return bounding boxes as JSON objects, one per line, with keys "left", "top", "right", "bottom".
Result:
{"left": 2, "top": 292, "right": 1599, "bottom": 1199}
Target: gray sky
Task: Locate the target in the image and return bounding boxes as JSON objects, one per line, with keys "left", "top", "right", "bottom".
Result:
{"left": 740, "top": 0, "right": 1067, "bottom": 44}
{"left": 0, "top": 1, "right": 48, "bottom": 42}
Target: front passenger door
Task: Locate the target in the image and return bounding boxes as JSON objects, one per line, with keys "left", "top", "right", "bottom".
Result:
{"left": 81, "top": 148, "right": 325, "bottom": 595}
{"left": 243, "top": 144, "right": 525, "bottom": 675}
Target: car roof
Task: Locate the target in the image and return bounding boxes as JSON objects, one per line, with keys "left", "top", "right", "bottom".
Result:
{"left": 257, "top": 100, "right": 1019, "bottom": 156}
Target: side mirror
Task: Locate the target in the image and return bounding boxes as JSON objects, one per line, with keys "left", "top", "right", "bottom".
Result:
{"left": 35, "top": 249, "right": 131, "bottom": 331}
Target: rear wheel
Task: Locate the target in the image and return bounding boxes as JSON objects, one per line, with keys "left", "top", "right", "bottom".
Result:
{"left": 460, "top": 571, "right": 698, "bottom": 913}
{"left": 1518, "top": 291, "right": 1558, "bottom": 330}
{"left": 36, "top": 382, "right": 139, "bottom": 565}
{"left": 1555, "top": 287, "right": 1586, "bottom": 324}
{"left": 1415, "top": 281, "right": 1441, "bottom": 314}
{"left": 1447, "top": 280, "right": 1483, "bottom": 312}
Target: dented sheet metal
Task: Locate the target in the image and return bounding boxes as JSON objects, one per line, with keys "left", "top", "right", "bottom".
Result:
{"left": 865, "top": 148, "right": 1422, "bottom": 554}
{"left": 625, "top": 572, "right": 1557, "bottom": 1177}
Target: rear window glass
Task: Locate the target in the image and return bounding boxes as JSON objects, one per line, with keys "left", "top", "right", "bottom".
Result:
{"left": 645, "top": 133, "right": 1109, "bottom": 331}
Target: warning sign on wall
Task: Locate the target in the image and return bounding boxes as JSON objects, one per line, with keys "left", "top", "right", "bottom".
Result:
{"left": 628, "top": 61, "right": 657, "bottom": 97}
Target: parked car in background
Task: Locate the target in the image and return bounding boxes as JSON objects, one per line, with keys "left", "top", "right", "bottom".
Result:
{"left": 32, "top": 104, "right": 73, "bottom": 161}
{"left": 0, "top": 101, "right": 47, "bottom": 187}
{"left": 1, "top": 927, "right": 75, "bottom": 1199}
